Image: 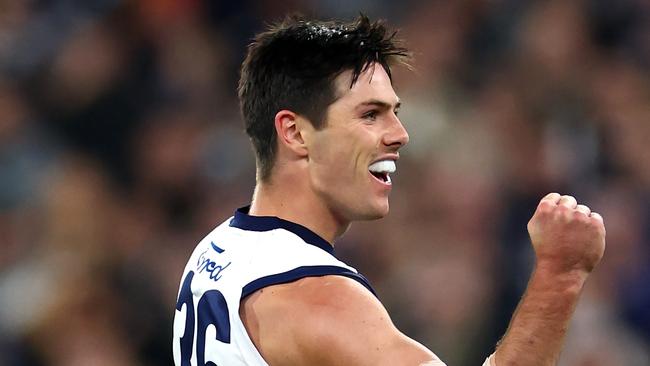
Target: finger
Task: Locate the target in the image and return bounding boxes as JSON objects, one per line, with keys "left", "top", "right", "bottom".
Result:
{"left": 590, "top": 212, "right": 604, "bottom": 223}
{"left": 575, "top": 204, "right": 591, "bottom": 216}
{"left": 541, "top": 192, "right": 561, "bottom": 204}
{"left": 558, "top": 195, "right": 578, "bottom": 209}
{"left": 590, "top": 212, "right": 606, "bottom": 236}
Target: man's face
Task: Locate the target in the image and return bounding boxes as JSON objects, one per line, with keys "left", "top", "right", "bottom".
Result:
{"left": 304, "top": 64, "right": 409, "bottom": 222}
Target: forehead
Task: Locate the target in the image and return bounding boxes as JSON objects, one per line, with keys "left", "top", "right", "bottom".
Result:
{"left": 332, "top": 64, "right": 399, "bottom": 107}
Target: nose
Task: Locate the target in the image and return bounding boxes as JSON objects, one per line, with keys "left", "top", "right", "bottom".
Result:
{"left": 383, "top": 115, "right": 409, "bottom": 149}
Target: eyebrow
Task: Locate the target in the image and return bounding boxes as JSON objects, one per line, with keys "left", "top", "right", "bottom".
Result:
{"left": 357, "top": 99, "right": 401, "bottom": 110}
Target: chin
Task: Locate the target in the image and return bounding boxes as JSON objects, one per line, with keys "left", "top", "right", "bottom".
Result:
{"left": 357, "top": 202, "right": 390, "bottom": 221}
{"left": 328, "top": 194, "right": 390, "bottom": 222}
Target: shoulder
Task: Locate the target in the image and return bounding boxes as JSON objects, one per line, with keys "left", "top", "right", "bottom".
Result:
{"left": 240, "top": 275, "right": 438, "bottom": 366}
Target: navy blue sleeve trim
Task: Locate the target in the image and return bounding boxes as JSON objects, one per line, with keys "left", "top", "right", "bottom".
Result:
{"left": 241, "top": 265, "right": 377, "bottom": 299}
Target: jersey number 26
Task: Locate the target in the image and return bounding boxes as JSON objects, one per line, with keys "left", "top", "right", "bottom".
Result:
{"left": 175, "top": 271, "right": 231, "bottom": 366}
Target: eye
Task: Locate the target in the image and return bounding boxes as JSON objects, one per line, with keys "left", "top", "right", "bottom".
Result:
{"left": 363, "top": 110, "right": 378, "bottom": 121}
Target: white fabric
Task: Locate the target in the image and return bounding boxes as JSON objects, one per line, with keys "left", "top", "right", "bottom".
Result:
{"left": 172, "top": 217, "right": 361, "bottom": 366}
{"left": 483, "top": 353, "right": 496, "bottom": 366}
{"left": 171, "top": 211, "right": 478, "bottom": 365}
{"left": 420, "top": 353, "right": 494, "bottom": 366}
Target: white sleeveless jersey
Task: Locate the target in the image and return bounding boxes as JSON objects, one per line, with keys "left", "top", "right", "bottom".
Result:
{"left": 172, "top": 206, "right": 376, "bottom": 366}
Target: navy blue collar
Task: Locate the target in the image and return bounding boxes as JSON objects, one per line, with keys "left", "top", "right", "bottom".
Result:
{"left": 229, "top": 206, "right": 335, "bottom": 256}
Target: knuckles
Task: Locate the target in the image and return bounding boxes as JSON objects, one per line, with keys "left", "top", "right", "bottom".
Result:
{"left": 537, "top": 200, "right": 556, "bottom": 213}
{"left": 528, "top": 194, "right": 607, "bottom": 273}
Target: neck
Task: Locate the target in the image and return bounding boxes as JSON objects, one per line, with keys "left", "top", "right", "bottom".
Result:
{"left": 249, "top": 171, "right": 349, "bottom": 245}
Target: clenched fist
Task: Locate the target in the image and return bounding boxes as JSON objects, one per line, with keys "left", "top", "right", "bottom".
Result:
{"left": 528, "top": 193, "right": 606, "bottom": 275}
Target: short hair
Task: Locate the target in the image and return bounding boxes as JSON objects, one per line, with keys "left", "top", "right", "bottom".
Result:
{"left": 238, "top": 14, "right": 410, "bottom": 181}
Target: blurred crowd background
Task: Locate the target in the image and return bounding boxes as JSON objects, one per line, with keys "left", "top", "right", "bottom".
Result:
{"left": 0, "top": 0, "right": 648, "bottom": 365}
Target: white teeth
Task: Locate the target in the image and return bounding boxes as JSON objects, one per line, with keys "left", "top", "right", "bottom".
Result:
{"left": 368, "top": 160, "right": 396, "bottom": 174}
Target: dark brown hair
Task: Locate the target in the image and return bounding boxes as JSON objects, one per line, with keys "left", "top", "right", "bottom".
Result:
{"left": 238, "top": 14, "right": 410, "bottom": 181}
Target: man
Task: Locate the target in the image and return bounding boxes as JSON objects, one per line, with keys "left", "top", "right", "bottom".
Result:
{"left": 172, "top": 15, "right": 606, "bottom": 365}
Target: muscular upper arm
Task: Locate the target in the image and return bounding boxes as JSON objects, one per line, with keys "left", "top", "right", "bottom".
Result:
{"left": 240, "top": 275, "right": 442, "bottom": 366}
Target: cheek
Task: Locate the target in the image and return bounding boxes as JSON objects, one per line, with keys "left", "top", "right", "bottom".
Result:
{"left": 309, "top": 126, "right": 376, "bottom": 186}
{"left": 311, "top": 132, "right": 347, "bottom": 165}
{"left": 310, "top": 135, "right": 358, "bottom": 184}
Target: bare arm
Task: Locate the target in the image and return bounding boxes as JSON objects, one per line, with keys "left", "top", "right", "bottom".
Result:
{"left": 240, "top": 192, "right": 605, "bottom": 365}
{"left": 494, "top": 193, "right": 606, "bottom": 365}
{"left": 241, "top": 275, "right": 443, "bottom": 366}
{"left": 494, "top": 268, "right": 585, "bottom": 365}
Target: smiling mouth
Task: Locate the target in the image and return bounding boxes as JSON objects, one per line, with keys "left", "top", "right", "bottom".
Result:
{"left": 370, "top": 171, "right": 391, "bottom": 183}
{"left": 368, "top": 159, "right": 396, "bottom": 185}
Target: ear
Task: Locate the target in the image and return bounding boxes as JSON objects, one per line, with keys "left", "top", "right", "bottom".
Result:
{"left": 274, "top": 110, "right": 309, "bottom": 157}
